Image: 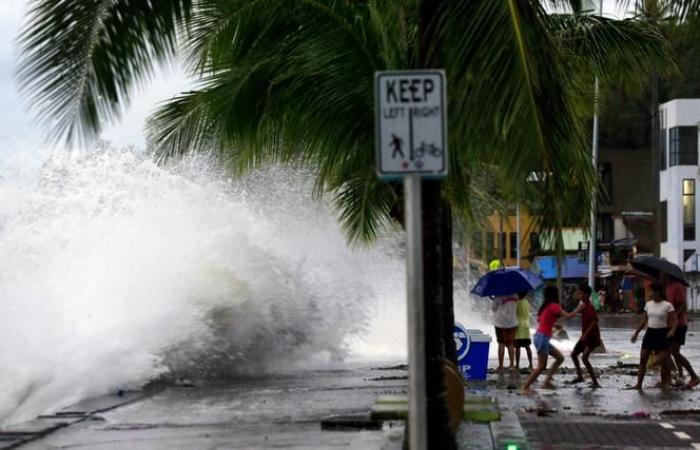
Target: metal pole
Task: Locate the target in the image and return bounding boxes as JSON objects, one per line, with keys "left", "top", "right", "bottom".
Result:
{"left": 516, "top": 203, "right": 521, "bottom": 267}
{"left": 405, "top": 174, "right": 427, "bottom": 450}
{"left": 588, "top": 0, "right": 603, "bottom": 289}
{"left": 588, "top": 77, "right": 599, "bottom": 288}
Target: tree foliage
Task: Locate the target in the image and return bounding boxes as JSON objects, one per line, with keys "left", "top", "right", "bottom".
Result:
{"left": 16, "top": 0, "right": 677, "bottom": 245}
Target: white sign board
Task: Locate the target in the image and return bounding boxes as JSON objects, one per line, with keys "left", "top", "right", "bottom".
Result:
{"left": 375, "top": 70, "right": 447, "bottom": 179}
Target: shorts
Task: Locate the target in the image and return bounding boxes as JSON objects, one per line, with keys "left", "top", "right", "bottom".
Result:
{"left": 533, "top": 332, "right": 551, "bottom": 356}
{"left": 515, "top": 338, "right": 531, "bottom": 348}
{"left": 671, "top": 325, "right": 687, "bottom": 346}
{"left": 642, "top": 327, "right": 670, "bottom": 352}
{"left": 495, "top": 327, "right": 517, "bottom": 345}
{"left": 573, "top": 336, "right": 602, "bottom": 354}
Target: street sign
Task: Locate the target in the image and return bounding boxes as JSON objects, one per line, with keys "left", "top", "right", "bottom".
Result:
{"left": 375, "top": 70, "right": 447, "bottom": 179}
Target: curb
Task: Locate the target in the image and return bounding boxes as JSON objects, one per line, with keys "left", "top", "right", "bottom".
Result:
{"left": 490, "top": 410, "right": 529, "bottom": 450}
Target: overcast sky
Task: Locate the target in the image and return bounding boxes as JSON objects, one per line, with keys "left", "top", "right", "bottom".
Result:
{"left": 0, "top": 0, "right": 627, "bottom": 154}
{"left": 0, "top": 0, "right": 189, "bottom": 154}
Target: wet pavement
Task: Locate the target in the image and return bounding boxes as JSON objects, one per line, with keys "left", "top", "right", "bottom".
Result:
{"left": 486, "top": 314, "right": 700, "bottom": 449}
{"left": 9, "top": 314, "right": 700, "bottom": 449}
{"left": 17, "top": 369, "right": 409, "bottom": 450}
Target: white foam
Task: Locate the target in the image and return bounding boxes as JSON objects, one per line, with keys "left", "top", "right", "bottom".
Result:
{"left": 0, "top": 146, "right": 410, "bottom": 425}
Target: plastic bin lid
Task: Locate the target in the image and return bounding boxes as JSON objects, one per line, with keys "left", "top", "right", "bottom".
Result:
{"left": 468, "top": 334, "right": 492, "bottom": 342}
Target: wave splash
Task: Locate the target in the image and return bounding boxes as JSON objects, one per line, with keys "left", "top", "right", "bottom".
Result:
{"left": 0, "top": 147, "right": 405, "bottom": 425}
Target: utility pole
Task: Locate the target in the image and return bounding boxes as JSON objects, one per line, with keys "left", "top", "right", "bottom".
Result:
{"left": 588, "top": 0, "right": 603, "bottom": 289}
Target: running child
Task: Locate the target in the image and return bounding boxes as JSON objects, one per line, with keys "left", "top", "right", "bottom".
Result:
{"left": 568, "top": 283, "right": 601, "bottom": 388}
{"left": 523, "top": 285, "right": 577, "bottom": 394}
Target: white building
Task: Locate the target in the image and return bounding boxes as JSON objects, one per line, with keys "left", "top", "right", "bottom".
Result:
{"left": 659, "top": 99, "right": 700, "bottom": 311}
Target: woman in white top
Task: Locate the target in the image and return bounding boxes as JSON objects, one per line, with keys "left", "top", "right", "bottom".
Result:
{"left": 492, "top": 295, "right": 518, "bottom": 371}
{"left": 628, "top": 281, "right": 677, "bottom": 390}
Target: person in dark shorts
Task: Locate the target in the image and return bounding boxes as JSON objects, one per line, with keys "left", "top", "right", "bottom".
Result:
{"left": 492, "top": 294, "right": 518, "bottom": 371}
{"left": 568, "top": 283, "right": 601, "bottom": 388}
{"left": 662, "top": 274, "right": 699, "bottom": 388}
{"left": 515, "top": 291, "right": 533, "bottom": 370}
{"left": 627, "top": 282, "right": 677, "bottom": 390}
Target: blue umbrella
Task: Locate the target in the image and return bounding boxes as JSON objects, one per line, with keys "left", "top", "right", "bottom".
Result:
{"left": 471, "top": 268, "right": 544, "bottom": 297}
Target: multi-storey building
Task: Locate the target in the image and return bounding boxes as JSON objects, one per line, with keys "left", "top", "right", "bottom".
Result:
{"left": 658, "top": 99, "right": 700, "bottom": 267}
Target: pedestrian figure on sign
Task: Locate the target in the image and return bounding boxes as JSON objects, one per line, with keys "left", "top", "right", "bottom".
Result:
{"left": 662, "top": 274, "right": 700, "bottom": 388}
{"left": 515, "top": 291, "right": 534, "bottom": 371}
{"left": 567, "top": 284, "right": 601, "bottom": 388}
{"left": 626, "top": 282, "right": 677, "bottom": 390}
{"left": 523, "top": 285, "right": 577, "bottom": 394}
{"left": 390, "top": 134, "right": 404, "bottom": 158}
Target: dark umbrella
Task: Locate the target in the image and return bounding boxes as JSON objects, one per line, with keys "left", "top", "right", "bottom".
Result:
{"left": 471, "top": 268, "right": 544, "bottom": 297}
{"left": 629, "top": 255, "right": 689, "bottom": 286}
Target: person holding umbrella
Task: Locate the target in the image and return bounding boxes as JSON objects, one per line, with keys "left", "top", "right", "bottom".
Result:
{"left": 492, "top": 293, "right": 518, "bottom": 372}
{"left": 523, "top": 285, "right": 577, "bottom": 394}
{"left": 627, "top": 282, "right": 677, "bottom": 390}
{"left": 662, "top": 273, "right": 700, "bottom": 388}
{"left": 471, "top": 268, "right": 544, "bottom": 372}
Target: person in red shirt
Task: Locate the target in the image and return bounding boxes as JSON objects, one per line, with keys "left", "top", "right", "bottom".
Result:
{"left": 662, "top": 274, "right": 699, "bottom": 388}
{"left": 567, "top": 284, "right": 601, "bottom": 388}
{"left": 523, "top": 285, "right": 577, "bottom": 394}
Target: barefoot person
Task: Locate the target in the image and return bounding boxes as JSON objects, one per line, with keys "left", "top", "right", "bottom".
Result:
{"left": 492, "top": 294, "right": 518, "bottom": 371}
{"left": 568, "top": 283, "right": 601, "bottom": 388}
{"left": 523, "top": 286, "right": 577, "bottom": 393}
{"left": 628, "top": 282, "right": 677, "bottom": 390}
{"left": 515, "top": 291, "right": 533, "bottom": 371}
{"left": 662, "top": 274, "right": 700, "bottom": 388}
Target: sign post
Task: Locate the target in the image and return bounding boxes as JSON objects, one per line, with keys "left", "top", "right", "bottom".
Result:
{"left": 375, "top": 70, "right": 447, "bottom": 450}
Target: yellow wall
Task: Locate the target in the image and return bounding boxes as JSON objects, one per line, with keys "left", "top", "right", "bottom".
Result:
{"left": 469, "top": 211, "right": 538, "bottom": 269}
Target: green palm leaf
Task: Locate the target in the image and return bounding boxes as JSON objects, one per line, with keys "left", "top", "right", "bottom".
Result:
{"left": 17, "top": 0, "right": 192, "bottom": 145}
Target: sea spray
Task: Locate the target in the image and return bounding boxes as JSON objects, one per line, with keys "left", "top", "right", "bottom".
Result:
{"left": 0, "top": 145, "right": 488, "bottom": 426}
{"left": 0, "top": 146, "right": 406, "bottom": 425}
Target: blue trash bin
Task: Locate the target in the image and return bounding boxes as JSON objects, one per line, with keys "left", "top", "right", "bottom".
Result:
{"left": 463, "top": 332, "right": 491, "bottom": 380}
{"left": 454, "top": 323, "right": 492, "bottom": 380}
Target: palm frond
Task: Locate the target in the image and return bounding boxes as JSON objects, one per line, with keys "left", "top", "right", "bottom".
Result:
{"left": 17, "top": 0, "right": 192, "bottom": 145}
{"left": 549, "top": 13, "right": 677, "bottom": 83}
{"left": 443, "top": 0, "right": 596, "bottom": 236}
{"left": 331, "top": 169, "right": 397, "bottom": 245}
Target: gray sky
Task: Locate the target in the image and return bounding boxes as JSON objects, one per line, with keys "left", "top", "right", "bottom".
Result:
{"left": 0, "top": 0, "right": 188, "bottom": 153}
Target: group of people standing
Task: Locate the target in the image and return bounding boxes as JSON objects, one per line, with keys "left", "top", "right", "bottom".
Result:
{"left": 491, "top": 276, "right": 699, "bottom": 394}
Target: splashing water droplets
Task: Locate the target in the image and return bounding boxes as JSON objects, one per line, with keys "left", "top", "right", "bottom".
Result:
{"left": 0, "top": 147, "right": 406, "bottom": 425}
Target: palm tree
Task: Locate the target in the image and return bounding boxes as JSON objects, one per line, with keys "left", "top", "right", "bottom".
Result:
{"left": 16, "top": 0, "right": 684, "bottom": 447}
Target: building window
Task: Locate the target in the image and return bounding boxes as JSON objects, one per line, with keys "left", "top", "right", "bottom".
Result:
{"left": 660, "top": 201, "right": 668, "bottom": 243}
{"left": 598, "top": 213, "right": 614, "bottom": 243}
{"left": 529, "top": 232, "right": 540, "bottom": 254}
{"left": 670, "top": 126, "right": 698, "bottom": 166}
{"left": 684, "top": 249, "right": 695, "bottom": 262}
{"left": 499, "top": 232, "right": 507, "bottom": 259}
{"left": 683, "top": 179, "right": 695, "bottom": 241}
{"left": 509, "top": 232, "right": 518, "bottom": 259}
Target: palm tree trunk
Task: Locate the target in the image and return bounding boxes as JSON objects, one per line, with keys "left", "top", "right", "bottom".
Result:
{"left": 420, "top": 181, "right": 456, "bottom": 449}
{"left": 415, "top": 1, "right": 456, "bottom": 449}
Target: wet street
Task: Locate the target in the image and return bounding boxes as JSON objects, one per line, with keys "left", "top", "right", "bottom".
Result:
{"left": 10, "top": 314, "right": 700, "bottom": 449}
